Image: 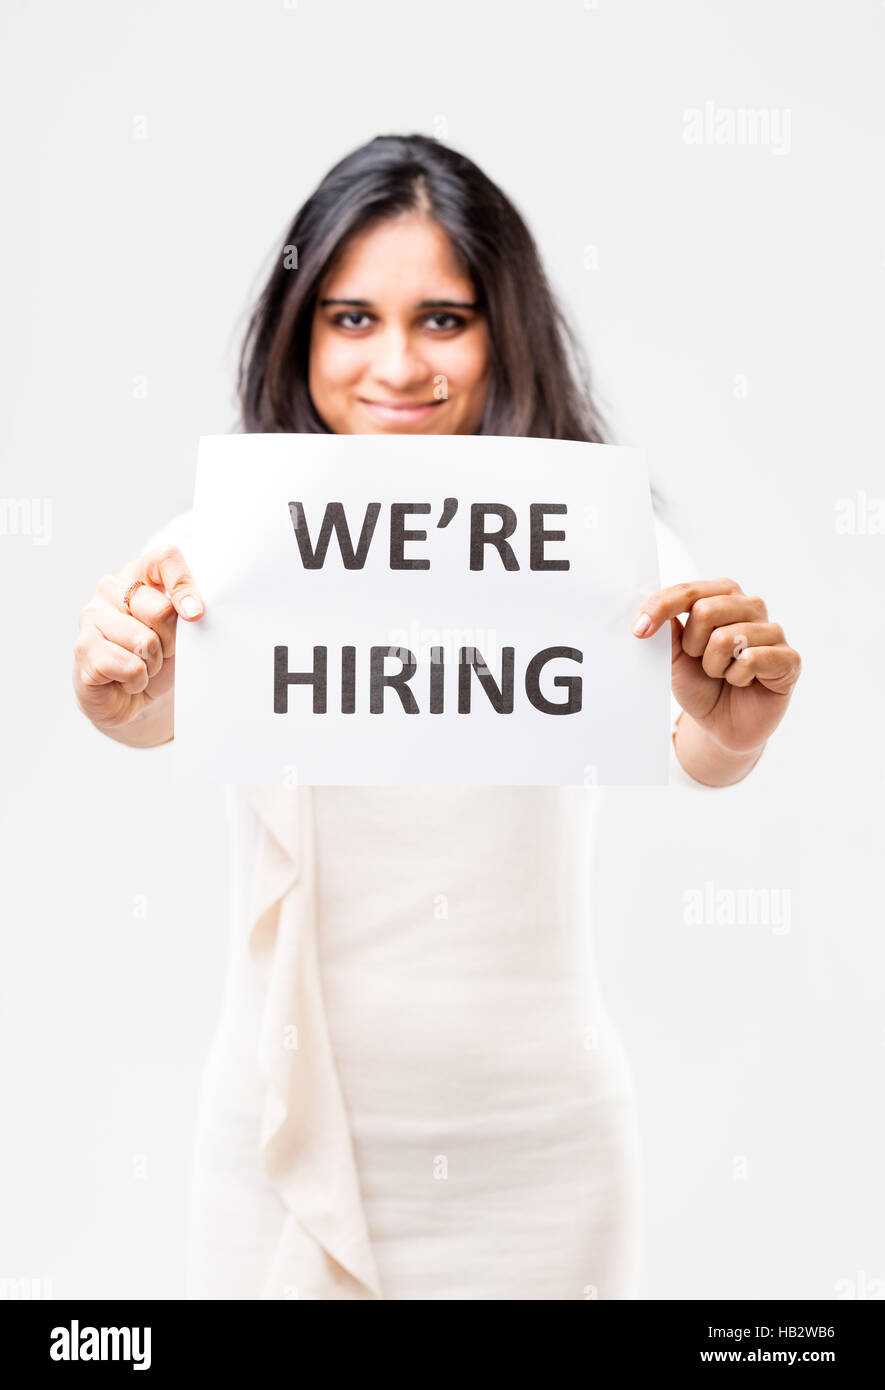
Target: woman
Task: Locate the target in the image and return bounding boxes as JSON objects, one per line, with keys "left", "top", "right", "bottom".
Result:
{"left": 72, "top": 134, "right": 801, "bottom": 1300}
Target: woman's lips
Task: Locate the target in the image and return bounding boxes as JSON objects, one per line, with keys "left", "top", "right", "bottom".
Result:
{"left": 359, "top": 398, "right": 444, "bottom": 424}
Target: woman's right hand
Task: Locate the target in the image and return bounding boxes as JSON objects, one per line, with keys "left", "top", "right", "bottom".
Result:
{"left": 72, "top": 545, "right": 204, "bottom": 743}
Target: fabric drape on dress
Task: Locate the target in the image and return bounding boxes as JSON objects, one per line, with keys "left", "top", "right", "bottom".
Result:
{"left": 243, "top": 781, "right": 382, "bottom": 1299}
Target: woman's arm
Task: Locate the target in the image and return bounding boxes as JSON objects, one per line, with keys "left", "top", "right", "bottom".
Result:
{"left": 671, "top": 709, "right": 764, "bottom": 787}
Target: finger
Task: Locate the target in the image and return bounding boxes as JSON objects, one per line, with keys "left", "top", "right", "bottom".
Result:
{"left": 96, "top": 572, "right": 179, "bottom": 655}
{"left": 700, "top": 621, "right": 786, "bottom": 679}
{"left": 682, "top": 594, "right": 769, "bottom": 658}
{"left": 632, "top": 579, "right": 743, "bottom": 637}
{"left": 142, "top": 544, "right": 204, "bottom": 620}
{"left": 85, "top": 604, "right": 166, "bottom": 680}
{"left": 723, "top": 644, "right": 802, "bottom": 692}
{"left": 670, "top": 614, "right": 686, "bottom": 665}
{"left": 74, "top": 629, "right": 152, "bottom": 695}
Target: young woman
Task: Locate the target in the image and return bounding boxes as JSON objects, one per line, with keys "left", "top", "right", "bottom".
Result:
{"left": 72, "top": 134, "right": 801, "bottom": 1300}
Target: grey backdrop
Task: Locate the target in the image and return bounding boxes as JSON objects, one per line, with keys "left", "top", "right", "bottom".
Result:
{"left": 2, "top": 0, "right": 883, "bottom": 1299}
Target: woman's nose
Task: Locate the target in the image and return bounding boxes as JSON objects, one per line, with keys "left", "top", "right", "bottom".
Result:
{"left": 370, "top": 327, "right": 431, "bottom": 391}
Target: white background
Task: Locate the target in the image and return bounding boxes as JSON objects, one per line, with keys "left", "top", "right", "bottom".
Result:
{"left": 1, "top": 0, "right": 882, "bottom": 1299}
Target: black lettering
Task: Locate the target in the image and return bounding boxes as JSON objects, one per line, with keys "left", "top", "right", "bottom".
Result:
{"left": 530, "top": 503, "right": 569, "bottom": 570}
{"left": 524, "top": 646, "right": 582, "bottom": 714}
{"left": 370, "top": 646, "right": 419, "bottom": 713}
{"left": 390, "top": 503, "right": 431, "bottom": 570}
{"left": 469, "top": 503, "right": 519, "bottom": 570}
{"left": 288, "top": 501, "right": 381, "bottom": 568}
{"left": 458, "top": 646, "right": 515, "bottom": 712}
{"left": 274, "top": 645, "right": 327, "bottom": 713}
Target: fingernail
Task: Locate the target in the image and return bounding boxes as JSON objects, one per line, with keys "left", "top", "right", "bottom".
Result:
{"left": 632, "top": 612, "right": 652, "bottom": 636}
{"left": 181, "top": 595, "right": 202, "bottom": 618}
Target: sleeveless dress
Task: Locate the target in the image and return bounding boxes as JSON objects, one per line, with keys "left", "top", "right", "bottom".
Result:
{"left": 141, "top": 506, "right": 701, "bottom": 1300}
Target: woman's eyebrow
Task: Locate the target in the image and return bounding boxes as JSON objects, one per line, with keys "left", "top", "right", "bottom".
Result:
{"left": 416, "top": 299, "right": 478, "bottom": 309}
{"left": 319, "top": 297, "right": 372, "bottom": 306}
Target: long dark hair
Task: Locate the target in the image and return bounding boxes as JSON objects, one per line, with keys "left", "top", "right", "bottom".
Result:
{"left": 237, "top": 134, "right": 608, "bottom": 443}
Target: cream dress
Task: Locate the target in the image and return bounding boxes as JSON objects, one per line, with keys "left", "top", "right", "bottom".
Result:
{"left": 141, "top": 505, "right": 700, "bottom": 1300}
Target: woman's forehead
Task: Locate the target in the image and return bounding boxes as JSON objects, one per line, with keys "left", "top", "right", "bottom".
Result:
{"left": 319, "top": 214, "right": 475, "bottom": 302}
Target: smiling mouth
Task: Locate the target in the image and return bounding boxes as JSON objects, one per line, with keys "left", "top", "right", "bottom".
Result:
{"left": 359, "top": 398, "right": 445, "bottom": 422}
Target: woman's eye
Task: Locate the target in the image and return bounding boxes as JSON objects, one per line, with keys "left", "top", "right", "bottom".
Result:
{"left": 333, "top": 311, "right": 373, "bottom": 329}
{"left": 423, "top": 312, "right": 464, "bottom": 332}
{"left": 330, "top": 309, "right": 465, "bottom": 332}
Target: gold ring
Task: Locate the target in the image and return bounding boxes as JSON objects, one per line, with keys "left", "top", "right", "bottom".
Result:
{"left": 122, "top": 578, "right": 146, "bottom": 615}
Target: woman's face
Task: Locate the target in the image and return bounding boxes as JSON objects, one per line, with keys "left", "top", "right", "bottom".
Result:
{"left": 309, "top": 213, "right": 491, "bottom": 434}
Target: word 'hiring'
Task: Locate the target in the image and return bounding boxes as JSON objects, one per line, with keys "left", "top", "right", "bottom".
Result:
{"left": 274, "top": 645, "right": 583, "bottom": 716}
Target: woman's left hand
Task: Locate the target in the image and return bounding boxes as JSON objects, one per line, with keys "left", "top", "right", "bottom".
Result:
{"left": 632, "top": 579, "right": 802, "bottom": 754}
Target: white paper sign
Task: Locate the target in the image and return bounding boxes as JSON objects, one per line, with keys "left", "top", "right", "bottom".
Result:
{"left": 174, "top": 434, "right": 669, "bottom": 786}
